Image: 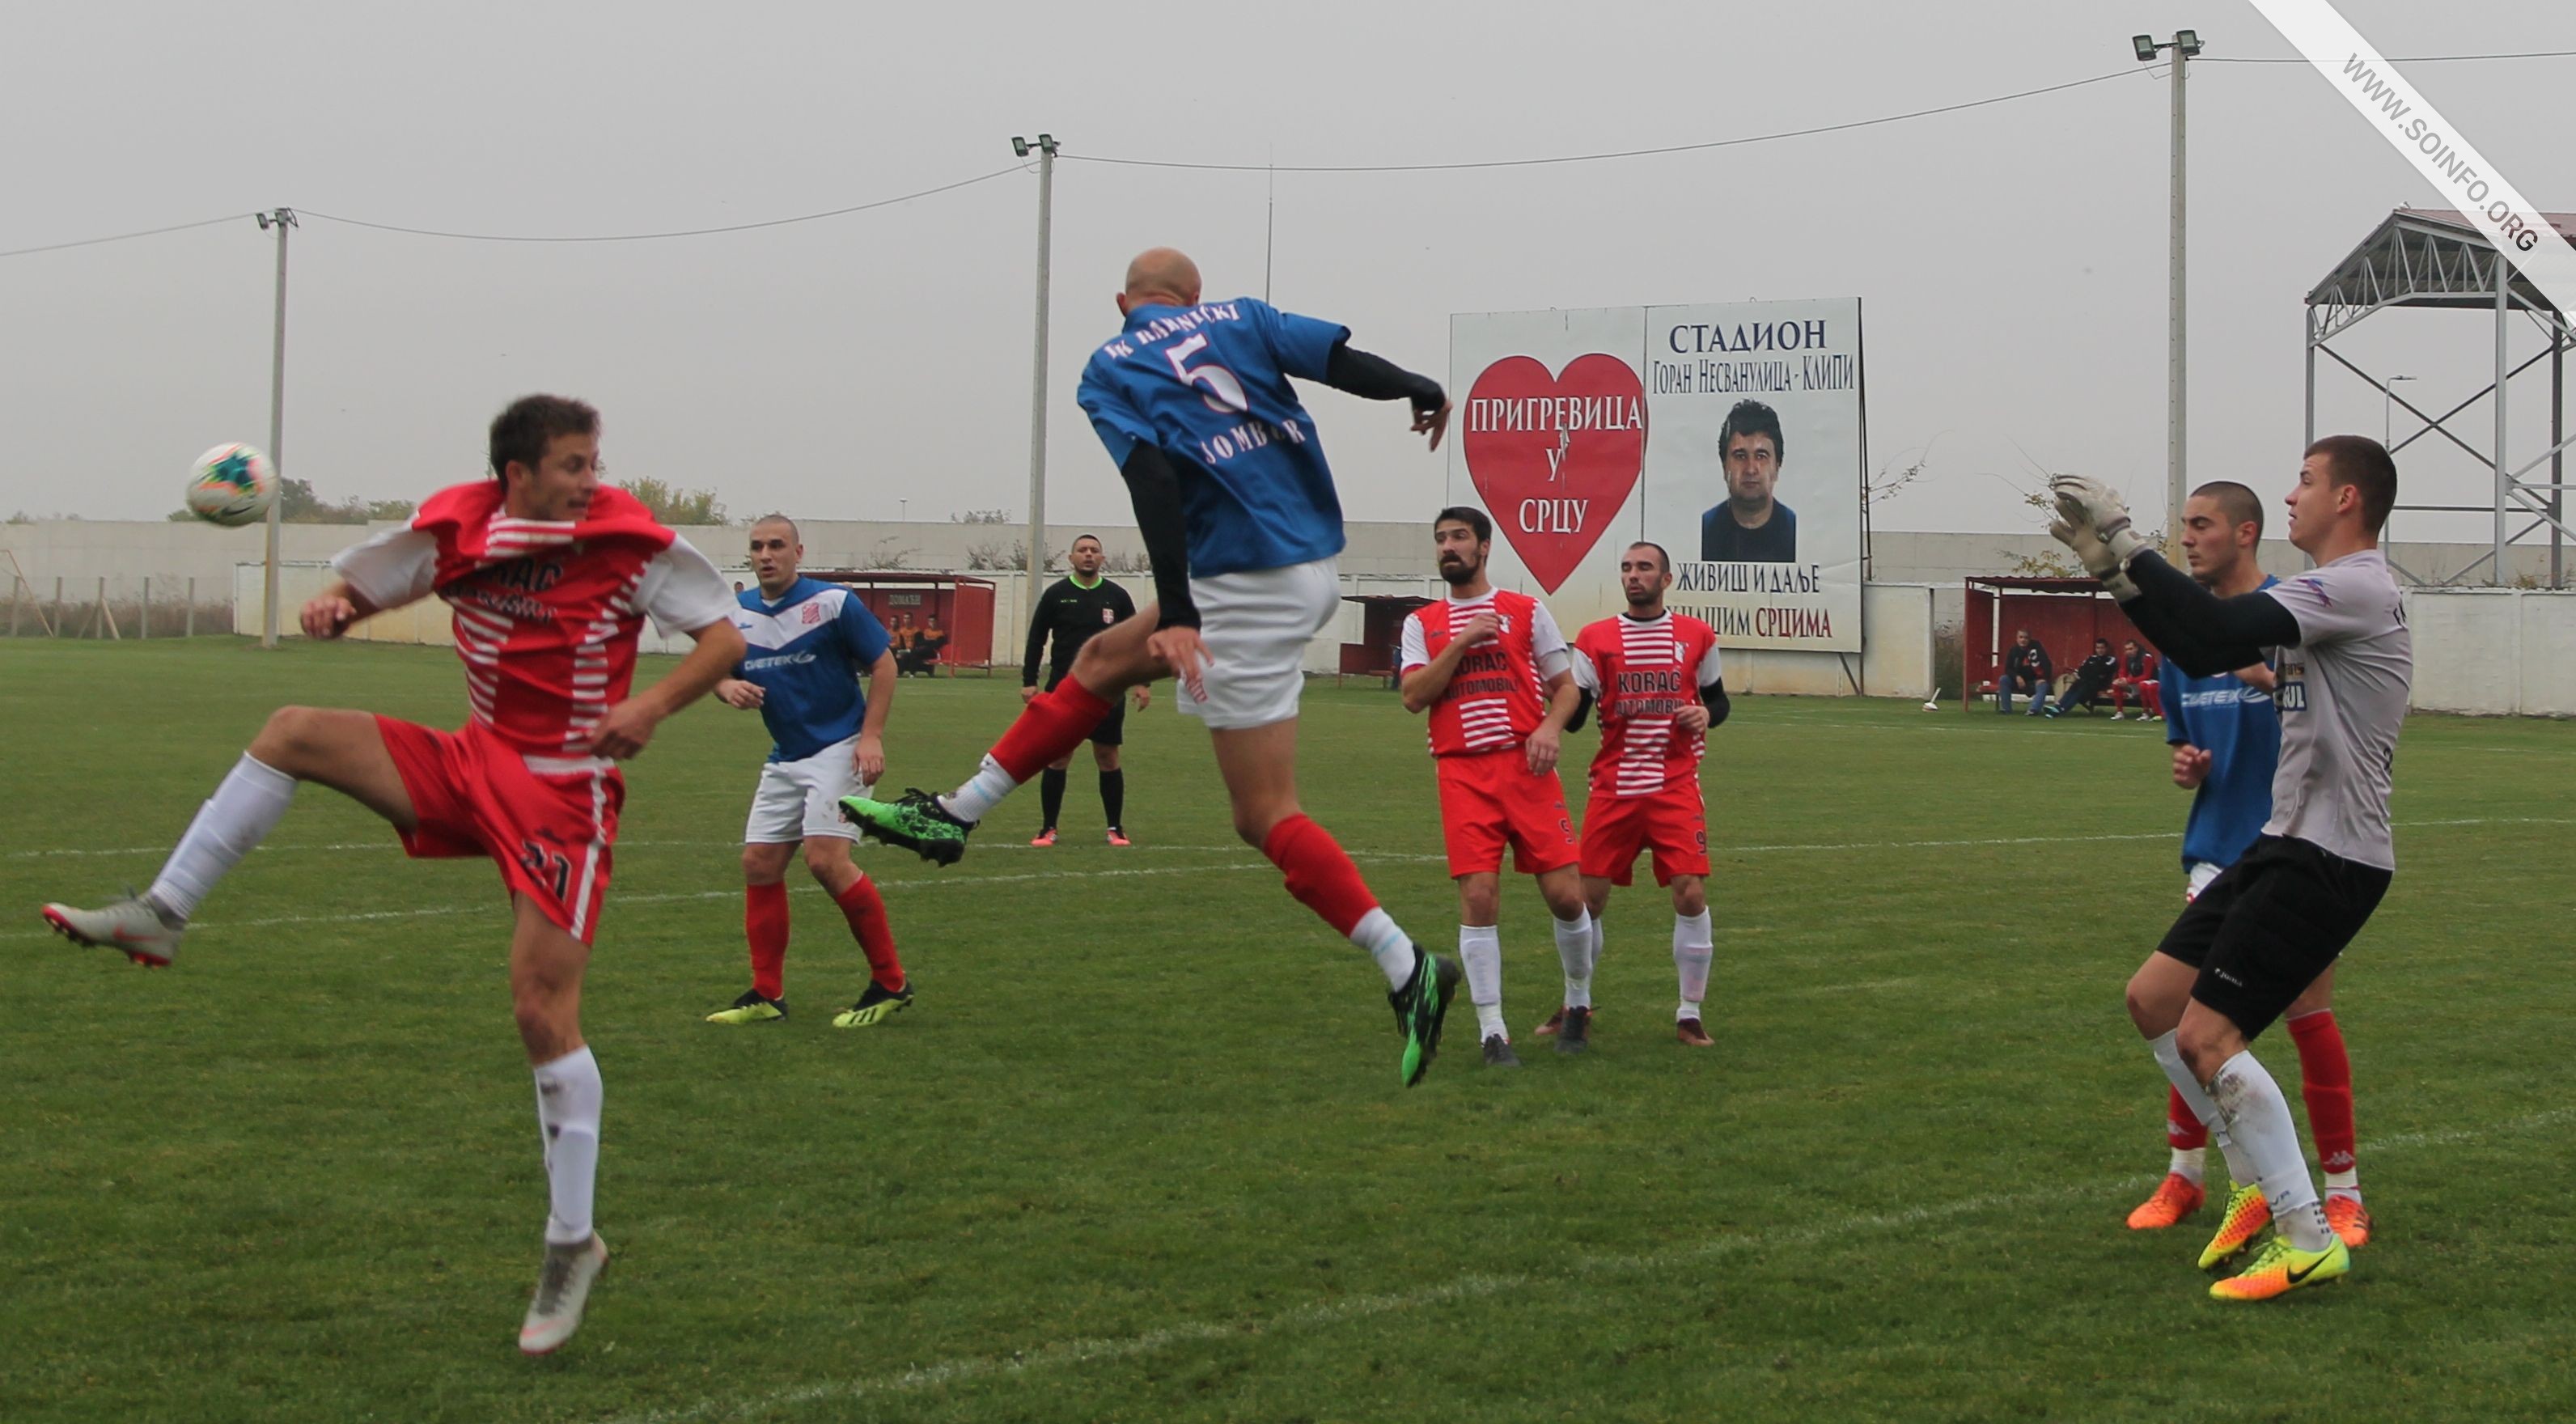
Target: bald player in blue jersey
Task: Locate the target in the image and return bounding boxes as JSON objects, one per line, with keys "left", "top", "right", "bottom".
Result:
{"left": 845, "top": 248, "right": 1467, "bottom": 1086}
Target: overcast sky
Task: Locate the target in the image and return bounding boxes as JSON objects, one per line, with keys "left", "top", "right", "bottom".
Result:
{"left": 3, "top": 1, "right": 2570, "bottom": 542}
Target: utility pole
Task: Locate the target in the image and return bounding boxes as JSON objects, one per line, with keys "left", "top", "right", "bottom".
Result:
{"left": 2133, "top": 31, "right": 2202, "bottom": 536}
{"left": 1011, "top": 134, "right": 1058, "bottom": 621}
{"left": 256, "top": 207, "right": 296, "bottom": 649}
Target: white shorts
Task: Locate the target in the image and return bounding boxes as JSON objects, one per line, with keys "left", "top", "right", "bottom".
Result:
{"left": 1177, "top": 557, "right": 1338, "bottom": 731}
{"left": 2184, "top": 858, "right": 2224, "bottom": 903}
{"left": 744, "top": 735, "right": 871, "bottom": 844}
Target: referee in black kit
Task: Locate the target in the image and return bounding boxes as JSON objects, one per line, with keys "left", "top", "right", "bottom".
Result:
{"left": 1023, "top": 534, "right": 1151, "bottom": 846}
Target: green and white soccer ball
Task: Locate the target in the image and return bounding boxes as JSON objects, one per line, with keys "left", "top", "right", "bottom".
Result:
{"left": 185, "top": 443, "right": 276, "bottom": 528}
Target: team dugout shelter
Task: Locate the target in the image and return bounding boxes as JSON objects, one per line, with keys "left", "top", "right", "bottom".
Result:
{"left": 799, "top": 570, "right": 998, "bottom": 668}
{"left": 1962, "top": 575, "right": 2149, "bottom": 712}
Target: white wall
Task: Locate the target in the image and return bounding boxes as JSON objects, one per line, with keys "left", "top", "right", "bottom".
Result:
{"left": 2404, "top": 589, "right": 2576, "bottom": 717}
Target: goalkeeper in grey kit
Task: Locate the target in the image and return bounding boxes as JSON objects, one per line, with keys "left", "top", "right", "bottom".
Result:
{"left": 2048, "top": 435, "right": 2409, "bottom": 1303}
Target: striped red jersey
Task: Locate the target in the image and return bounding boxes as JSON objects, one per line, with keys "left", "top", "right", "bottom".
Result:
{"left": 331, "top": 481, "right": 733, "bottom": 760}
{"left": 1570, "top": 611, "right": 1724, "bottom": 797}
{"left": 1399, "top": 589, "right": 1571, "bottom": 756}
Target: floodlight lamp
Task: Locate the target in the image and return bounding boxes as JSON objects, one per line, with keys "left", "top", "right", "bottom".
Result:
{"left": 1010, "top": 136, "right": 1032, "bottom": 158}
{"left": 2175, "top": 29, "right": 2202, "bottom": 56}
{"left": 2132, "top": 34, "right": 2158, "bottom": 62}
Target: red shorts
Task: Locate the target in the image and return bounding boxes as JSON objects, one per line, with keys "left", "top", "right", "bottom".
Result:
{"left": 377, "top": 716, "right": 625, "bottom": 943}
{"left": 1435, "top": 749, "right": 1578, "bottom": 879}
{"left": 1578, "top": 783, "right": 1709, "bottom": 887}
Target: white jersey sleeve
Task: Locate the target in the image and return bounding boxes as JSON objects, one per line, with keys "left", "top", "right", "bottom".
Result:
{"left": 638, "top": 536, "right": 736, "bottom": 636}
{"left": 1397, "top": 610, "right": 1430, "bottom": 672}
{"left": 1570, "top": 638, "right": 1604, "bottom": 694}
{"left": 330, "top": 527, "right": 438, "bottom": 612}
{"left": 1695, "top": 638, "right": 1726, "bottom": 686}
{"left": 1528, "top": 601, "right": 1572, "bottom": 681}
{"left": 2262, "top": 555, "right": 2394, "bottom": 647}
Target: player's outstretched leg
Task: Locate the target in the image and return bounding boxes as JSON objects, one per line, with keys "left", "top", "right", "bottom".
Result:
{"left": 842, "top": 618, "right": 1159, "bottom": 863}
{"left": 41, "top": 708, "right": 416, "bottom": 965}
{"left": 811, "top": 841, "right": 911, "bottom": 1029}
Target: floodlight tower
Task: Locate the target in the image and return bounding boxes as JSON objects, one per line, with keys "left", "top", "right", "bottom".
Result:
{"left": 2134, "top": 29, "right": 2204, "bottom": 536}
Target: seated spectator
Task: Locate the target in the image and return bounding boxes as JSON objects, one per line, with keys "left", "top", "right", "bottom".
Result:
{"left": 2110, "top": 638, "right": 2162, "bottom": 722}
{"left": 2047, "top": 638, "right": 2119, "bottom": 718}
{"left": 1998, "top": 629, "right": 2053, "bottom": 715}
{"left": 914, "top": 617, "right": 949, "bottom": 676}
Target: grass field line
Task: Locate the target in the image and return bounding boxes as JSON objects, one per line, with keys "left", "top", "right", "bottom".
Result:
{"left": 16, "top": 815, "right": 2568, "bottom": 867}
{"left": 604, "top": 1102, "right": 2576, "bottom": 1424}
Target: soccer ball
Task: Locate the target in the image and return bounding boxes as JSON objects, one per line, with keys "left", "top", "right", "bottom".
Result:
{"left": 185, "top": 443, "right": 276, "bottom": 528}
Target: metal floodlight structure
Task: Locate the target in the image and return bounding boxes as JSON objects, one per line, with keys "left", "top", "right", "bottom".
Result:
{"left": 2305, "top": 207, "right": 2575, "bottom": 587}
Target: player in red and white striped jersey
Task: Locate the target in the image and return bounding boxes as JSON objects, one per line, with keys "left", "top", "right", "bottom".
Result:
{"left": 40, "top": 396, "right": 744, "bottom": 1354}
{"left": 1563, "top": 542, "right": 1730, "bottom": 1048}
{"left": 1397, "top": 508, "right": 1591, "bottom": 1066}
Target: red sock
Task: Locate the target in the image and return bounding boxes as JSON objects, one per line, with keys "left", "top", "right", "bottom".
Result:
{"left": 2143, "top": 681, "right": 2163, "bottom": 718}
{"left": 2288, "top": 1010, "right": 2357, "bottom": 1177}
{"left": 745, "top": 880, "right": 790, "bottom": 1000}
{"left": 2166, "top": 1086, "right": 2208, "bottom": 1151}
{"left": 834, "top": 875, "right": 905, "bottom": 991}
{"left": 1260, "top": 813, "right": 1379, "bottom": 939}
{"left": 989, "top": 680, "right": 1116, "bottom": 783}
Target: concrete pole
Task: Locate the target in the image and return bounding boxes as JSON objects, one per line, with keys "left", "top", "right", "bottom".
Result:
{"left": 1021, "top": 136, "right": 1058, "bottom": 620}
{"left": 258, "top": 208, "right": 296, "bottom": 648}
{"left": 2495, "top": 256, "right": 2511, "bottom": 584}
{"left": 2167, "top": 48, "right": 2190, "bottom": 537}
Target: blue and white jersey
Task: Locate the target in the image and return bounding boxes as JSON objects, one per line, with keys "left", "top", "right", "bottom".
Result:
{"left": 2164, "top": 575, "right": 2282, "bottom": 871}
{"left": 1077, "top": 298, "right": 1350, "bottom": 578}
{"left": 728, "top": 578, "right": 892, "bottom": 763}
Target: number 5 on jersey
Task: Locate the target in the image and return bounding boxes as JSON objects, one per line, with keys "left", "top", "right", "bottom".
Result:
{"left": 1165, "top": 334, "right": 1248, "bottom": 414}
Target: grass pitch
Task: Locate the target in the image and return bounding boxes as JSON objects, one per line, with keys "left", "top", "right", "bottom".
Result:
{"left": 2, "top": 638, "right": 2572, "bottom": 1423}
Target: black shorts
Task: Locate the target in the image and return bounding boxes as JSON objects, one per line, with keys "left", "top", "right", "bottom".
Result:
{"left": 2156, "top": 835, "right": 2391, "bottom": 1039}
{"left": 1045, "top": 675, "right": 1125, "bottom": 747}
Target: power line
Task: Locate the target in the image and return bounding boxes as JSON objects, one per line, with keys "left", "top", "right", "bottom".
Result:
{"left": 1066, "top": 68, "right": 2146, "bottom": 173}
{"left": 2202, "top": 47, "right": 2576, "bottom": 63}
{"left": 0, "top": 213, "right": 253, "bottom": 260}
{"left": 296, "top": 164, "right": 1027, "bottom": 243}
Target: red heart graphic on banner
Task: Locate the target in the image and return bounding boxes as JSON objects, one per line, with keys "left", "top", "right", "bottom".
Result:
{"left": 1461, "top": 354, "right": 1646, "bottom": 593}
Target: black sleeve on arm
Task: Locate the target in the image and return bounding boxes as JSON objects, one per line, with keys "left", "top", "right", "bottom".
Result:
{"left": 2117, "top": 552, "right": 2299, "bottom": 677}
{"left": 1701, "top": 680, "right": 1731, "bottom": 728}
{"left": 1566, "top": 689, "right": 1594, "bottom": 735}
{"left": 1118, "top": 444, "right": 1201, "bottom": 630}
{"left": 1321, "top": 341, "right": 1445, "bottom": 413}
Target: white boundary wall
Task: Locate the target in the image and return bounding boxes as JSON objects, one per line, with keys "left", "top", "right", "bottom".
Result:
{"left": 2402, "top": 590, "right": 2576, "bottom": 717}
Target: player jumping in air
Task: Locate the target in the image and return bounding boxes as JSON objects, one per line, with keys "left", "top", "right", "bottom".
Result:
{"left": 1397, "top": 506, "right": 1589, "bottom": 1068}
{"left": 704, "top": 515, "right": 913, "bottom": 1030}
{"left": 2124, "top": 481, "right": 2371, "bottom": 1258}
{"left": 842, "top": 247, "right": 1465, "bottom": 1085}
{"left": 2053, "top": 436, "right": 2409, "bottom": 1301}
{"left": 1556, "top": 542, "right": 1728, "bottom": 1049}
{"left": 41, "top": 396, "right": 744, "bottom": 1352}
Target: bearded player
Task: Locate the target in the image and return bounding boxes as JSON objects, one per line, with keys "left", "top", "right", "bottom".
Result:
{"left": 704, "top": 515, "right": 913, "bottom": 1031}
{"left": 1397, "top": 507, "right": 1589, "bottom": 1068}
{"left": 2055, "top": 437, "right": 2409, "bottom": 1300}
{"left": 843, "top": 247, "right": 1465, "bottom": 1086}
{"left": 40, "top": 396, "right": 743, "bottom": 1353}
{"left": 1551, "top": 542, "right": 1728, "bottom": 1049}
{"left": 2123, "top": 481, "right": 2370, "bottom": 1259}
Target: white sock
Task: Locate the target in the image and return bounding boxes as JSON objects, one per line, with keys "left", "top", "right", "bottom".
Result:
{"left": 146, "top": 753, "right": 298, "bottom": 922}
{"left": 2169, "top": 1146, "right": 2206, "bottom": 1185}
{"left": 1460, "top": 924, "right": 1504, "bottom": 1039}
{"left": 532, "top": 1045, "right": 603, "bottom": 1246}
{"left": 941, "top": 755, "right": 1018, "bottom": 825}
{"left": 2324, "top": 1172, "right": 2361, "bottom": 1197}
{"left": 1672, "top": 909, "right": 1713, "bottom": 1019}
{"left": 2209, "top": 1050, "right": 2333, "bottom": 1252}
{"left": 2150, "top": 1032, "right": 2254, "bottom": 1184}
{"left": 1349, "top": 907, "right": 1417, "bottom": 991}
{"left": 1556, "top": 911, "right": 1595, "bottom": 1011}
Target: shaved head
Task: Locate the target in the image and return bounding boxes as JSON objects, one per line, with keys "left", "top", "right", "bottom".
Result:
{"left": 1123, "top": 248, "right": 1201, "bottom": 307}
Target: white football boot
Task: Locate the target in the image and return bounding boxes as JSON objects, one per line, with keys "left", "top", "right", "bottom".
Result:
{"left": 519, "top": 1233, "right": 610, "bottom": 1355}
{"left": 40, "top": 891, "right": 184, "bottom": 967}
